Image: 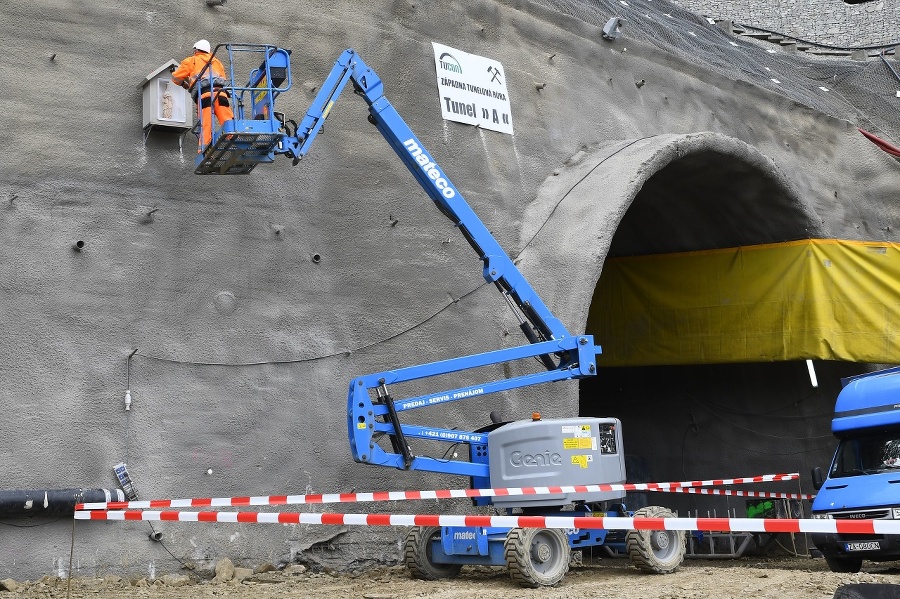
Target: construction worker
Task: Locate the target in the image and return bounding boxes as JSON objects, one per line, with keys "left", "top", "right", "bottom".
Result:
{"left": 171, "top": 39, "right": 234, "bottom": 149}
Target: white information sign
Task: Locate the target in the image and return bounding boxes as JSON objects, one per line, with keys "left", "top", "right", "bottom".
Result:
{"left": 432, "top": 42, "right": 513, "bottom": 135}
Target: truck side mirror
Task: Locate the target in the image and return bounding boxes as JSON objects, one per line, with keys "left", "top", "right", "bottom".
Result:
{"left": 811, "top": 466, "right": 825, "bottom": 490}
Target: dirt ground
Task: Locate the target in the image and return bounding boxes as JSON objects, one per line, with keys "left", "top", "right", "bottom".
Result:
{"left": 3, "top": 557, "right": 899, "bottom": 599}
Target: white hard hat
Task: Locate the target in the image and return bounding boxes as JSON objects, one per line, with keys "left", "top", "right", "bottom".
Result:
{"left": 193, "top": 39, "right": 211, "bottom": 53}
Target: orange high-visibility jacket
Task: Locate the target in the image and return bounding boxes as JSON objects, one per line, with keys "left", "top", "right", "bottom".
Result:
{"left": 171, "top": 52, "right": 227, "bottom": 93}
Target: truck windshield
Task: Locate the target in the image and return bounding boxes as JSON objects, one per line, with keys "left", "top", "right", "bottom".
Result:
{"left": 831, "top": 433, "right": 900, "bottom": 477}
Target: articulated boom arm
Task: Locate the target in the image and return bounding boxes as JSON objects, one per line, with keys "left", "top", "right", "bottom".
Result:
{"left": 282, "top": 50, "right": 570, "bottom": 347}
{"left": 201, "top": 46, "right": 602, "bottom": 477}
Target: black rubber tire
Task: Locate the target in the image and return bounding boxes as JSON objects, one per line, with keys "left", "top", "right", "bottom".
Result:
{"left": 824, "top": 555, "right": 863, "bottom": 573}
{"left": 504, "top": 527, "right": 570, "bottom": 588}
{"left": 832, "top": 583, "right": 900, "bottom": 599}
{"left": 625, "top": 506, "right": 686, "bottom": 574}
{"left": 404, "top": 526, "right": 462, "bottom": 580}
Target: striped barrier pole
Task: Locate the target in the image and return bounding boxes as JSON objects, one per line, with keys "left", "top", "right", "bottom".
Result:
{"left": 73, "top": 510, "right": 891, "bottom": 535}
{"left": 76, "top": 472, "right": 801, "bottom": 511}
{"left": 646, "top": 487, "right": 813, "bottom": 501}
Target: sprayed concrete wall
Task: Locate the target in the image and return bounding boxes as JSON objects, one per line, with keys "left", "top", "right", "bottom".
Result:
{"left": 1, "top": 0, "right": 899, "bottom": 580}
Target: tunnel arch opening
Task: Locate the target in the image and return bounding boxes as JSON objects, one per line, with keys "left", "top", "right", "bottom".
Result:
{"left": 571, "top": 136, "right": 857, "bottom": 518}
{"left": 570, "top": 136, "right": 847, "bottom": 512}
{"left": 605, "top": 147, "right": 820, "bottom": 259}
{"left": 517, "top": 132, "right": 851, "bottom": 519}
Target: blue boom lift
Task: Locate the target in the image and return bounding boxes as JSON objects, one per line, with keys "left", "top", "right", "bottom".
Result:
{"left": 188, "top": 43, "right": 684, "bottom": 586}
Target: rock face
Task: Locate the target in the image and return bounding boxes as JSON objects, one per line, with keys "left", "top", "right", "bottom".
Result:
{"left": 677, "top": 0, "right": 898, "bottom": 47}
{"left": 1, "top": 0, "right": 898, "bottom": 582}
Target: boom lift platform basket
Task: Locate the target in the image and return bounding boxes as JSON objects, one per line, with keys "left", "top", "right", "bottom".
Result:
{"left": 192, "top": 44, "right": 292, "bottom": 175}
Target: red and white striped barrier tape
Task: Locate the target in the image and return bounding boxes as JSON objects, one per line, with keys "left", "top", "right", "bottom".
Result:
{"left": 647, "top": 487, "right": 813, "bottom": 501}
{"left": 75, "top": 472, "right": 801, "bottom": 511}
{"left": 73, "top": 510, "right": 892, "bottom": 535}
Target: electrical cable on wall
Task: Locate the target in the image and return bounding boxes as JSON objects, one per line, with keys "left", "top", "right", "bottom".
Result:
{"left": 0, "top": 518, "right": 66, "bottom": 529}
{"left": 702, "top": 428, "right": 833, "bottom": 456}
{"left": 691, "top": 399, "right": 833, "bottom": 441}
{"left": 694, "top": 391, "right": 831, "bottom": 420}
{"left": 515, "top": 136, "right": 657, "bottom": 258}
{"left": 134, "top": 281, "right": 490, "bottom": 367}
{"left": 146, "top": 522, "right": 192, "bottom": 569}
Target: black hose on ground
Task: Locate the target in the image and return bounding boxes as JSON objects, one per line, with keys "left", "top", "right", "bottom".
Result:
{"left": 0, "top": 489, "right": 124, "bottom": 518}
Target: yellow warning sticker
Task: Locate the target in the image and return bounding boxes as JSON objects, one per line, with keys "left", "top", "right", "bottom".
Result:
{"left": 563, "top": 437, "right": 594, "bottom": 450}
{"left": 562, "top": 425, "right": 594, "bottom": 437}
{"left": 571, "top": 455, "right": 588, "bottom": 468}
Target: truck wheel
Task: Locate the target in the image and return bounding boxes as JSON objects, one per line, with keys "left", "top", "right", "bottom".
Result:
{"left": 404, "top": 526, "right": 462, "bottom": 580}
{"left": 824, "top": 555, "right": 863, "bottom": 573}
{"left": 833, "top": 583, "right": 900, "bottom": 598}
{"left": 626, "top": 506, "right": 686, "bottom": 574}
{"left": 504, "top": 527, "right": 570, "bottom": 588}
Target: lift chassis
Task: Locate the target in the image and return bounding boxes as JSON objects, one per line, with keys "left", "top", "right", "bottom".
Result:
{"left": 189, "top": 44, "right": 685, "bottom": 586}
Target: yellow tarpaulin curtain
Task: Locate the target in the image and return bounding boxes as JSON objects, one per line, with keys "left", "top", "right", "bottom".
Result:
{"left": 590, "top": 239, "right": 900, "bottom": 366}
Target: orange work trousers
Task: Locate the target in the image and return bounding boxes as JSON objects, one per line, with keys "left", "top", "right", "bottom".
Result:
{"left": 197, "top": 88, "right": 235, "bottom": 149}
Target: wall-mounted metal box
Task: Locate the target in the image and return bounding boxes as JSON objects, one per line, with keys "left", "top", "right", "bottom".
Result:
{"left": 139, "top": 60, "right": 192, "bottom": 132}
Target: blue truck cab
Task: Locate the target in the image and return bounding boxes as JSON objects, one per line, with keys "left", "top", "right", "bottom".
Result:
{"left": 811, "top": 366, "right": 900, "bottom": 572}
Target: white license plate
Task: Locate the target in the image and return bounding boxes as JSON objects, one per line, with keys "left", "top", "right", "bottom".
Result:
{"left": 845, "top": 541, "right": 881, "bottom": 552}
